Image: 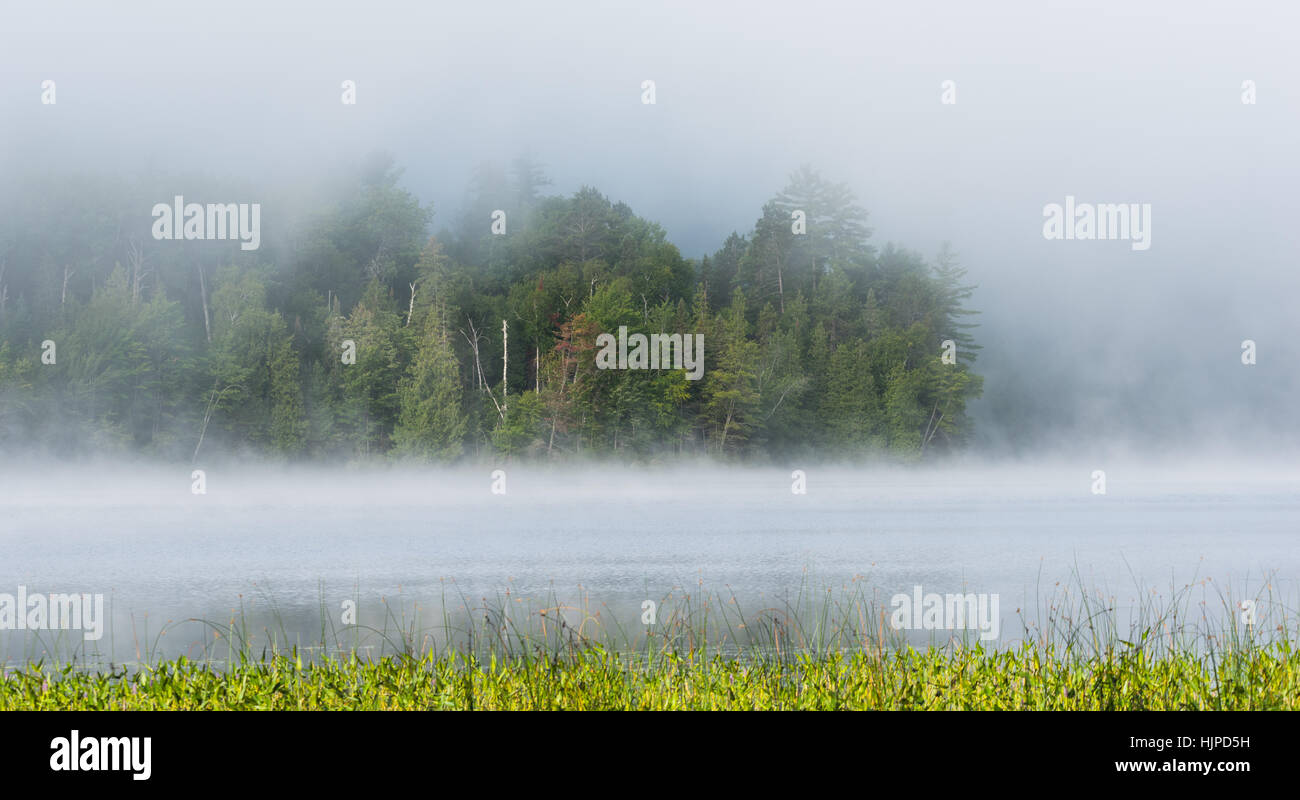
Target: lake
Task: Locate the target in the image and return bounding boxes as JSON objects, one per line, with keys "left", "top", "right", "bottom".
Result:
{"left": 1, "top": 458, "right": 1296, "bottom": 665}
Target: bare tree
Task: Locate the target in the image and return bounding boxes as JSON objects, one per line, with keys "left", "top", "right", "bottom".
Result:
{"left": 61, "top": 265, "right": 76, "bottom": 306}
{"left": 126, "top": 238, "right": 151, "bottom": 304}
{"left": 196, "top": 260, "right": 212, "bottom": 343}
{"left": 459, "top": 316, "right": 505, "bottom": 422}
{"left": 193, "top": 382, "right": 240, "bottom": 464}
{"left": 459, "top": 317, "right": 486, "bottom": 390}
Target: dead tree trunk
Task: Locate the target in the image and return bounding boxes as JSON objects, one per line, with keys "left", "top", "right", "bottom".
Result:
{"left": 776, "top": 263, "right": 785, "bottom": 314}
{"left": 61, "top": 266, "right": 75, "bottom": 305}
{"left": 197, "top": 261, "right": 212, "bottom": 343}
{"left": 460, "top": 319, "right": 485, "bottom": 390}
{"left": 127, "top": 238, "right": 149, "bottom": 304}
{"left": 460, "top": 317, "right": 504, "bottom": 421}
{"left": 193, "top": 382, "right": 238, "bottom": 464}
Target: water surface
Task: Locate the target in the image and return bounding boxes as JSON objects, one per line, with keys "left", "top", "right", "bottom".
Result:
{"left": 2, "top": 461, "right": 1296, "bottom": 664}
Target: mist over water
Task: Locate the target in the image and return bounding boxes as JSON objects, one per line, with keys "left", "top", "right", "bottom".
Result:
{"left": 2, "top": 1, "right": 1298, "bottom": 452}
{"left": 1, "top": 459, "right": 1295, "bottom": 664}
{"left": 1, "top": 2, "right": 1298, "bottom": 665}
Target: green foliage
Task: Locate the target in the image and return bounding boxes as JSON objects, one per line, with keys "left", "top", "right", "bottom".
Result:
{"left": 700, "top": 291, "right": 760, "bottom": 454}
{"left": 0, "top": 160, "right": 983, "bottom": 462}
{"left": 491, "top": 389, "right": 545, "bottom": 456}
{"left": 269, "top": 336, "right": 306, "bottom": 455}
{"left": 392, "top": 316, "right": 466, "bottom": 462}
{"left": 8, "top": 642, "right": 1300, "bottom": 711}
{"left": 823, "top": 338, "right": 882, "bottom": 450}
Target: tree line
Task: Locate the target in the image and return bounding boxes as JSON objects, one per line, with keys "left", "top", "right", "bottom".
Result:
{"left": 0, "top": 154, "right": 982, "bottom": 462}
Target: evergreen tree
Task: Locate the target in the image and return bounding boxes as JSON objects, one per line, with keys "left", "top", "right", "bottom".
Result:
{"left": 392, "top": 311, "right": 467, "bottom": 461}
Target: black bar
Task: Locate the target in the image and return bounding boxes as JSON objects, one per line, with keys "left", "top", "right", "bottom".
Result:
{"left": 5, "top": 710, "right": 1284, "bottom": 786}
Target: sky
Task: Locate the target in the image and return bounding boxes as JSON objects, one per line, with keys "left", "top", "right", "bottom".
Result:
{"left": 1, "top": 0, "right": 1297, "bottom": 455}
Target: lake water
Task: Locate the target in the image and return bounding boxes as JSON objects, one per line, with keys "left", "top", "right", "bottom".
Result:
{"left": 1, "top": 459, "right": 1297, "bottom": 665}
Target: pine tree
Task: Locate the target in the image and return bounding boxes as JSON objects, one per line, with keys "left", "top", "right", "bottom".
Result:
{"left": 269, "top": 335, "right": 307, "bottom": 455}
{"left": 392, "top": 313, "right": 467, "bottom": 461}
{"left": 932, "top": 242, "right": 982, "bottom": 363}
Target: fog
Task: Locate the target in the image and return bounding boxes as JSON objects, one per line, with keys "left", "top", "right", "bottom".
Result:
{"left": 2, "top": 0, "right": 1298, "bottom": 457}
{"left": 3, "top": 458, "right": 1296, "bottom": 664}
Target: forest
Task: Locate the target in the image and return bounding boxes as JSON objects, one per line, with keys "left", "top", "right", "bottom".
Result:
{"left": 0, "top": 154, "right": 982, "bottom": 462}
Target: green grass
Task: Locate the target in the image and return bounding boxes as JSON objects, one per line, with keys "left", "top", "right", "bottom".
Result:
{"left": 4, "top": 571, "right": 1297, "bottom": 709}
{"left": 4, "top": 642, "right": 1300, "bottom": 710}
